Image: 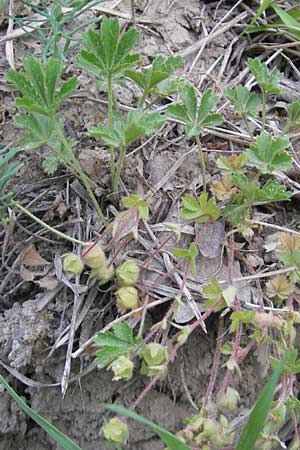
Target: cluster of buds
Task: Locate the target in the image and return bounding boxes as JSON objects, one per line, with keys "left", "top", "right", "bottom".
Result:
{"left": 177, "top": 404, "right": 234, "bottom": 449}
{"left": 115, "top": 259, "right": 140, "bottom": 313}
{"left": 62, "top": 243, "right": 114, "bottom": 285}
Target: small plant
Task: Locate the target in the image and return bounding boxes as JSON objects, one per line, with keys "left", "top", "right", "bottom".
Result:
{"left": 6, "top": 56, "right": 107, "bottom": 223}
{"left": 247, "top": 58, "right": 283, "bottom": 130}
{"left": 12, "top": 0, "right": 107, "bottom": 62}
{"left": 168, "top": 84, "right": 223, "bottom": 191}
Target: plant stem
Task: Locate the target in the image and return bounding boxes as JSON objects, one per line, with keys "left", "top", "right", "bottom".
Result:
{"left": 113, "top": 145, "right": 127, "bottom": 193}
{"left": 16, "top": 202, "right": 86, "bottom": 245}
{"left": 195, "top": 135, "right": 206, "bottom": 192}
{"left": 242, "top": 114, "right": 254, "bottom": 141}
{"left": 107, "top": 73, "right": 116, "bottom": 191}
{"left": 261, "top": 89, "right": 267, "bottom": 131}
{"left": 138, "top": 90, "right": 147, "bottom": 108}
{"left": 50, "top": 115, "right": 107, "bottom": 225}
{"left": 130, "top": 0, "right": 136, "bottom": 24}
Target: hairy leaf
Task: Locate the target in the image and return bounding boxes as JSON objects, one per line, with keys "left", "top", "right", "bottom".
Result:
{"left": 94, "top": 322, "right": 141, "bottom": 367}
{"left": 78, "top": 18, "right": 140, "bottom": 80}
{"left": 180, "top": 192, "right": 220, "bottom": 223}
{"left": 168, "top": 84, "right": 223, "bottom": 138}
{"left": 247, "top": 58, "right": 283, "bottom": 95}
{"left": 224, "top": 86, "right": 260, "bottom": 117}
{"left": 246, "top": 132, "right": 291, "bottom": 173}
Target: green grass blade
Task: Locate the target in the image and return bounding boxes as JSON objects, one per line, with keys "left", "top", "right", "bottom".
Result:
{"left": 236, "top": 351, "right": 289, "bottom": 450}
{"left": 0, "top": 374, "right": 82, "bottom": 450}
{"left": 105, "top": 404, "right": 191, "bottom": 450}
{"left": 272, "top": 4, "right": 300, "bottom": 39}
{"left": 244, "top": 0, "right": 273, "bottom": 34}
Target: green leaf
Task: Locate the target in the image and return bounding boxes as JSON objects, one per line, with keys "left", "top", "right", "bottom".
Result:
{"left": 287, "top": 101, "right": 300, "bottom": 128}
{"left": 224, "top": 86, "right": 260, "bottom": 117}
{"left": 180, "top": 192, "right": 220, "bottom": 223}
{"left": 223, "top": 199, "right": 249, "bottom": 226}
{"left": 261, "top": 180, "right": 291, "bottom": 201}
{"left": 42, "top": 155, "right": 62, "bottom": 175}
{"left": 79, "top": 18, "right": 140, "bottom": 80}
{"left": 167, "top": 104, "right": 190, "bottom": 123}
{"left": 272, "top": 4, "right": 300, "bottom": 40}
{"left": 0, "top": 374, "right": 82, "bottom": 450}
{"left": 246, "top": 132, "right": 291, "bottom": 173}
{"left": 104, "top": 404, "right": 191, "bottom": 450}
{"left": 168, "top": 85, "right": 223, "bottom": 138}
{"left": 15, "top": 113, "right": 57, "bottom": 150}
{"left": 247, "top": 58, "right": 283, "bottom": 95}
{"left": 55, "top": 77, "right": 79, "bottom": 108}
{"left": 173, "top": 242, "right": 198, "bottom": 274}
{"left": 126, "top": 55, "right": 183, "bottom": 98}
{"left": 89, "top": 109, "right": 165, "bottom": 148}
{"left": 0, "top": 147, "right": 21, "bottom": 218}
{"left": 236, "top": 352, "right": 289, "bottom": 450}
{"left": 121, "top": 194, "right": 149, "bottom": 220}
{"left": 6, "top": 70, "right": 39, "bottom": 102}
{"left": 244, "top": 0, "right": 273, "bottom": 33}
{"left": 6, "top": 57, "right": 78, "bottom": 116}
{"left": 23, "top": 58, "right": 47, "bottom": 106}
{"left": 45, "top": 58, "right": 62, "bottom": 105}
{"left": 94, "top": 322, "right": 141, "bottom": 367}
{"left": 181, "top": 84, "right": 197, "bottom": 120}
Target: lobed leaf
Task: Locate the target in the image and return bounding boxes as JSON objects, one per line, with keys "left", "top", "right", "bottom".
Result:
{"left": 247, "top": 58, "right": 283, "bottom": 95}
{"left": 246, "top": 132, "right": 291, "bottom": 173}
{"left": 224, "top": 85, "right": 260, "bottom": 117}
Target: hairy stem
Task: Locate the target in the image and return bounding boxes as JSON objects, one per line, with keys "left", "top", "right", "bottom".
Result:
{"left": 50, "top": 115, "right": 107, "bottom": 225}
{"left": 195, "top": 135, "right": 206, "bottom": 192}
{"left": 107, "top": 73, "right": 116, "bottom": 191}
{"left": 113, "top": 145, "right": 127, "bottom": 194}
{"left": 261, "top": 89, "right": 267, "bottom": 131}
{"left": 16, "top": 202, "right": 86, "bottom": 245}
{"left": 242, "top": 114, "right": 255, "bottom": 141}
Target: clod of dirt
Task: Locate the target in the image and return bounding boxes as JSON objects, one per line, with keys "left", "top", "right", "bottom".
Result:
{"left": 0, "top": 301, "right": 52, "bottom": 369}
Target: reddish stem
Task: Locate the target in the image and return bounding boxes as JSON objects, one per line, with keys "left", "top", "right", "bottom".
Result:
{"left": 204, "top": 318, "right": 224, "bottom": 406}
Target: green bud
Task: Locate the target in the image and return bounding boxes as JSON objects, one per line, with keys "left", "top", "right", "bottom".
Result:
{"left": 219, "top": 387, "right": 240, "bottom": 411}
{"left": 82, "top": 243, "right": 107, "bottom": 268}
{"left": 202, "top": 418, "right": 217, "bottom": 437}
{"left": 101, "top": 417, "right": 128, "bottom": 444}
{"left": 110, "top": 356, "right": 134, "bottom": 381}
{"left": 116, "top": 286, "right": 138, "bottom": 312}
{"left": 177, "top": 326, "right": 191, "bottom": 346}
{"left": 140, "top": 343, "right": 168, "bottom": 366}
{"left": 140, "top": 361, "right": 167, "bottom": 380}
{"left": 116, "top": 260, "right": 139, "bottom": 287}
{"left": 90, "top": 263, "right": 115, "bottom": 285}
{"left": 63, "top": 253, "right": 84, "bottom": 275}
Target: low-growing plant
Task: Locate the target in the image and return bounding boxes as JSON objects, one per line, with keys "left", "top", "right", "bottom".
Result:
{"left": 3, "top": 9, "right": 300, "bottom": 450}
{"left": 12, "top": 0, "right": 107, "bottom": 62}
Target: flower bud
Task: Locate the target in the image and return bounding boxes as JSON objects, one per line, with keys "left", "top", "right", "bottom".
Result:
{"left": 140, "top": 362, "right": 167, "bottom": 380}
{"left": 110, "top": 356, "right": 134, "bottom": 381}
{"left": 140, "top": 343, "right": 168, "bottom": 366}
{"left": 63, "top": 253, "right": 84, "bottom": 275}
{"left": 82, "top": 243, "right": 107, "bottom": 268}
{"left": 219, "top": 387, "right": 240, "bottom": 411}
{"left": 90, "top": 263, "right": 115, "bottom": 285}
{"left": 101, "top": 417, "right": 128, "bottom": 444}
{"left": 116, "top": 260, "right": 139, "bottom": 287}
{"left": 116, "top": 286, "right": 138, "bottom": 312}
{"left": 177, "top": 326, "right": 191, "bottom": 346}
